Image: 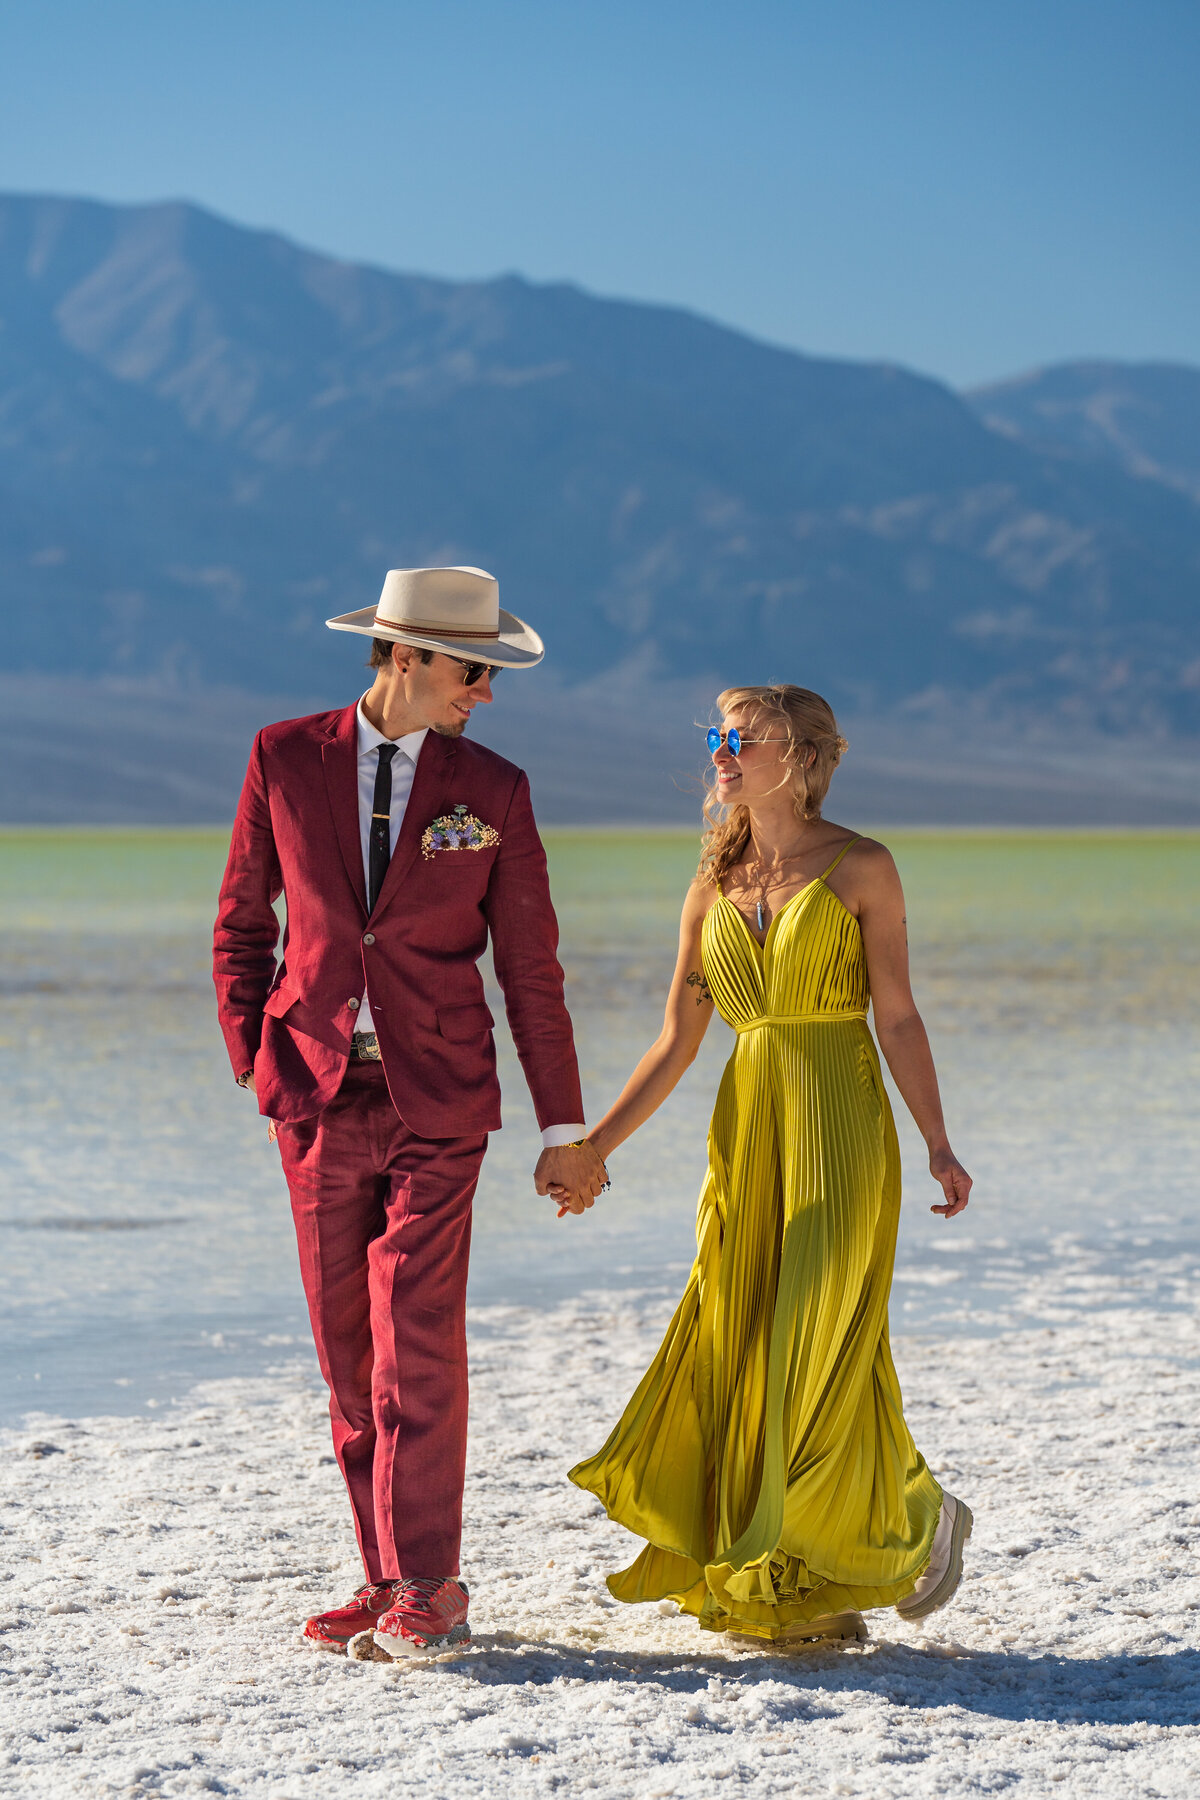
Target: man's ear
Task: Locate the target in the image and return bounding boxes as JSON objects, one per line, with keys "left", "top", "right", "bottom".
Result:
{"left": 390, "top": 643, "right": 415, "bottom": 675}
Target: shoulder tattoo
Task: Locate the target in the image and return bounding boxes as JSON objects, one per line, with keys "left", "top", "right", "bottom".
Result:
{"left": 686, "top": 970, "right": 712, "bottom": 1006}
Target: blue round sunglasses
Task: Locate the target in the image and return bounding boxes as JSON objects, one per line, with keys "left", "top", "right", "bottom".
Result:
{"left": 706, "top": 726, "right": 787, "bottom": 756}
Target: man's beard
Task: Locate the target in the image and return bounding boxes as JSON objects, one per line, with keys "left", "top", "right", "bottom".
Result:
{"left": 433, "top": 719, "right": 468, "bottom": 738}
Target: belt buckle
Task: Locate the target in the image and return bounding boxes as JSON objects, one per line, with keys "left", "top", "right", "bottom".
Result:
{"left": 351, "top": 1031, "right": 382, "bottom": 1061}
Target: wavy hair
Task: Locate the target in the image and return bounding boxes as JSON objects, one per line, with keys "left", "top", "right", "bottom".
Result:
{"left": 698, "top": 684, "right": 848, "bottom": 885}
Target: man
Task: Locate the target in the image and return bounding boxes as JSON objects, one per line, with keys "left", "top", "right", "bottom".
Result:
{"left": 213, "top": 565, "right": 606, "bottom": 1661}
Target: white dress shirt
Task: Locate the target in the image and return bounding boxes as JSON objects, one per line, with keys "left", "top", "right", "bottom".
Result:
{"left": 353, "top": 698, "right": 583, "bottom": 1149}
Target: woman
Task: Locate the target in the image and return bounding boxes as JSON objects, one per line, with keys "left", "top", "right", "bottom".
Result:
{"left": 561, "top": 684, "right": 973, "bottom": 1645}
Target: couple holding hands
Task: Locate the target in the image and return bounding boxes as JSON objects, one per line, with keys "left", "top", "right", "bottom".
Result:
{"left": 213, "top": 565, "right": 973, "bottom": 1663}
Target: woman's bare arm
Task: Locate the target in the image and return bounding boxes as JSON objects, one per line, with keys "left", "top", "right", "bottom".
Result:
{"left": 853, "top": 844, "right": 972, "bottom": 1219}
{"left": 576, "top": 880, "right": 717, "bottom": 1176}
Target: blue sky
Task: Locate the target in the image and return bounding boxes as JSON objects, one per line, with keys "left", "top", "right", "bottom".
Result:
{"left": 1, "top": 0, "right": 1197, "bottom": 386}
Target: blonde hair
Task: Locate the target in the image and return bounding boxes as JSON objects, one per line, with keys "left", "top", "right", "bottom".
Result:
{"left": 698, "top": 684, "right": 848, "bottom": 886}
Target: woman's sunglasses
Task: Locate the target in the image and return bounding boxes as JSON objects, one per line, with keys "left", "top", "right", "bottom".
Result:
{"left": 706, "top": 727, "right": 787, "bottom": 756}
{"left": 446, "top": 654, "right": 503, "bottom": 687}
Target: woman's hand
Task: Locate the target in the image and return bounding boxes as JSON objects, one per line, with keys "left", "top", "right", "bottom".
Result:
{"left": 536, "top": 1142, "right": 607, "bottom": 1217}
{"left": 550, "top": 1182, "right": 589, "bottom": 1218}
{"left": 929, "top": 1145, "right": 971, "bottom": 1218}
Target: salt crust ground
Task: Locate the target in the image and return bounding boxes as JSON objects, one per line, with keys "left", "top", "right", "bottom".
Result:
{"left": 3, "top": 1286, "right": 1200, "bottom": 1800}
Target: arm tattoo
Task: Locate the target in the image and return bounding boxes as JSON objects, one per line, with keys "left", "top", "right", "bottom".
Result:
{"left": 686, "top": 970, "right": 712, "bottom": 1006}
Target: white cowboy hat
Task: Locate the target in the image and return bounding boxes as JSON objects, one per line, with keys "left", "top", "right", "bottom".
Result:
{"left": 326, "top": 566, "right": 543, "bottom": 668}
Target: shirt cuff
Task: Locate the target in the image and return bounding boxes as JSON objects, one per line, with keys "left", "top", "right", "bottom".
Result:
{"left": 540, "top": 1123, "right": 587, "bottom": 1149}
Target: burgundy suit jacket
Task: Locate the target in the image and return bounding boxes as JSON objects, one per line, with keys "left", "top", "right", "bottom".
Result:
{"left": 213, "top": 704, "right": 584, "bottom": 1137}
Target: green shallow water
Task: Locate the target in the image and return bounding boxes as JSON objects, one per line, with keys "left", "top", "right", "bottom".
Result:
{"left": 0, "top": 828, "right": 1197, "bottom": 1419}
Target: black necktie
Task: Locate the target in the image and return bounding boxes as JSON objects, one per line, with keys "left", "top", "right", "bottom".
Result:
{"left": 368, "top": 744, "right": 399, "bottom": 913}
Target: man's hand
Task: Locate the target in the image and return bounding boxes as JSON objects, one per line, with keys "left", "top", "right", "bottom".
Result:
{"left": 238, "top": 1070, "right": 278, "bottom": 1144}
{"left": 535, "top": 1142, "right": 607, "bottom": 1218}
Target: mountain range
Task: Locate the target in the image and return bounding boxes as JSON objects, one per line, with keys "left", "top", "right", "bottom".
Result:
{"left": 970, "top": 361, "right": 1200, "bottom": 506}
{"left": 0, "top": 192, "right": 1198, "bottom": 820}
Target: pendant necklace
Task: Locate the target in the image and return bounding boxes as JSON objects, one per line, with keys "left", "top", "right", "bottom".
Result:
{"left": 747, "top": 847, "right": 811, "bottom": 939}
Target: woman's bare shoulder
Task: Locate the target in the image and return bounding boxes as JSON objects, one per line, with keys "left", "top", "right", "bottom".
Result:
{"left": 843, "top": 835, "right": 904, "bottom": 907}
{"left": 681, "top": 874, "right": 721, "bottom": 927}
{"left": 825, "top": 828, "right": 901, "bottom": 898}
{"left": 844, "top": 832, "right": 897, "bottom": 870}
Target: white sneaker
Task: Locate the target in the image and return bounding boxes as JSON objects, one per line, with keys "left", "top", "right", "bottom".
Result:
{"left": 896, "top": 1493, "right": 973, "bottom": 1620}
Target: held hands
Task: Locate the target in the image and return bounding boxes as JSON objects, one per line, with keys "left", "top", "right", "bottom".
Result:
{"left": 535, "top": 1141, "right": 608, "bottom": 1219}
{"left": 929, "top": 1144, "right": 972, "bottom": 1218}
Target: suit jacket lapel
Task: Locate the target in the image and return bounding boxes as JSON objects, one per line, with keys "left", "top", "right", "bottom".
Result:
{"left": 322, "top": 703, "right": 367, "bottom": 916}
{"left": 370, "top": 731, "right": 456, "bottom": 922}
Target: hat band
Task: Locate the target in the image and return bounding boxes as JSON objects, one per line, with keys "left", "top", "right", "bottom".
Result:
{"left": 373, "top": 614, "right": 501, "bottom": 641}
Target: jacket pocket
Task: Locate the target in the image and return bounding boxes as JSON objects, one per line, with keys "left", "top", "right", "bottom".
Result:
{"left": 437, "top": 1001, "right": 495, "bottom": 1042}
{"left": 263, "top": 980, "right": 296, "bottom": 1019}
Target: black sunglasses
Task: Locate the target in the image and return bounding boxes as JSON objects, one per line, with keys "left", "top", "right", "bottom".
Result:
{"left": 444, "top": 653, "right": 503, "bottom": 687}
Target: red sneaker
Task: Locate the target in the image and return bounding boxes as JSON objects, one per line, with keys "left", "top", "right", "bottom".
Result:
{"left": 369, "top": 1576, "right": 471, "bottom": 1659}
{"left": 303, "top": 1581, "right": 403, "bottom": 1653}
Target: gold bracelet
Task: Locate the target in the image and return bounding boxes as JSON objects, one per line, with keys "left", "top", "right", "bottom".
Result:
{"left": 562, "top": 1138, "right": 610, "bottom": 1192}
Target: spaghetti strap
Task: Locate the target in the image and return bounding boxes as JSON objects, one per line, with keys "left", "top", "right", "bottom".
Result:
{"left": 819, "top": 834, "right": 863, "bottom": 882}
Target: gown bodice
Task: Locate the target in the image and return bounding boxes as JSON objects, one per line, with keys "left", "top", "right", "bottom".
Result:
{"left": 701, "top": 879, "right": 870, "bottom": 1034}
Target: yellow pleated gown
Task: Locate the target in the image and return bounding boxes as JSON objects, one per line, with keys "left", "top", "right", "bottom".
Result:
{"left": 569, "top": 840, "right": 943, "bottom": 1638}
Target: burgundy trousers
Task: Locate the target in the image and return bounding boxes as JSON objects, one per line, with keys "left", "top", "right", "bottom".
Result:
{"left": 278, "top": 1061, "right": 486, "bottom": 1582}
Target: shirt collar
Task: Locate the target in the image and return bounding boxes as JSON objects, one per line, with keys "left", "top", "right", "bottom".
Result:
{"left": 356, "top": 697, "right": 429, "bottom": 764}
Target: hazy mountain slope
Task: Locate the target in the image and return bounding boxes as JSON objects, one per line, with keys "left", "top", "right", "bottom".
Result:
{"left": 967, "top": 361, "right": 1200, "bottom": 504}
{"left": 2, "top": 194, "right": 1199, "bottom": 737}
{"left": 3, "top": 672, "right": 1199, "bottom": 826}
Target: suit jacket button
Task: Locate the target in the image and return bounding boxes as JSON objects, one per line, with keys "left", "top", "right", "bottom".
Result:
{"left": 362, "top": 933, "right": 375, "bottom": 945}
{"left": 347, "top": 997, "right": 360, "bottom": 1010}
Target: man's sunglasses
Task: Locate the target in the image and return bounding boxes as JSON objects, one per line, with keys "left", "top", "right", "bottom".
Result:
{"left": 706, "top": 727, "right": 787, "bottom": 756}
{"left": 445, "top": 653, "right": 503, "bottom": 687}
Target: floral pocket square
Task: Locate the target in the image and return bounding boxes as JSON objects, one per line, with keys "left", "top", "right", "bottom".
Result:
{"left": 421, "top": 805, "right": 501, "bottom": 859}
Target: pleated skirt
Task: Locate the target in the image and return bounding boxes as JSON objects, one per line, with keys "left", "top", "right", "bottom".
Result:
{"left": 569, "top": 1020, "right": 943, "bottom": 1638}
